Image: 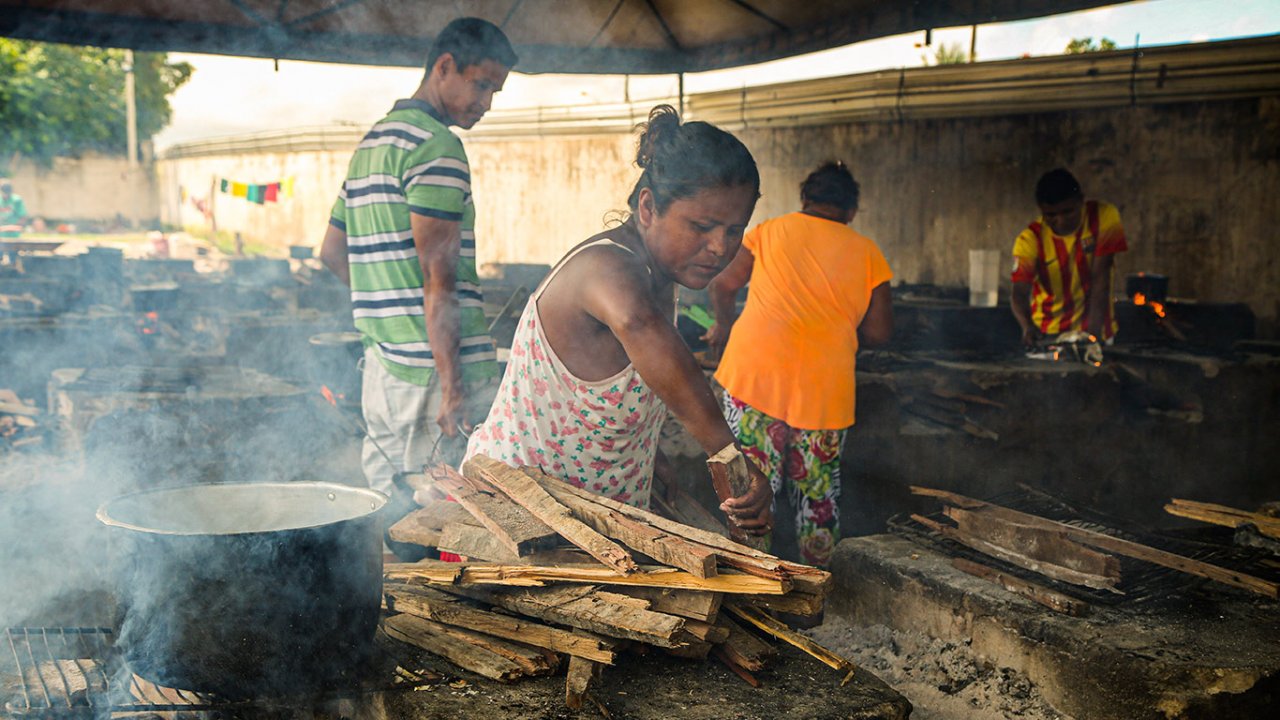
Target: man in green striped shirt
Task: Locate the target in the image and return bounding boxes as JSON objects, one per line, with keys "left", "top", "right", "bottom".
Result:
{"left": 320, "top": 18, "right": 516, "bottom": 498}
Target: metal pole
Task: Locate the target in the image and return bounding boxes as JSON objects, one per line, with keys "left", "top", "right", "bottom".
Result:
{"left": 124, "top": 50, "right": 140, "bottom": 230}
{"left": 678, "top": 72, "right": 685, "bottom": 117}
{"left": 969, "top": 25, "right": 978, "bottom": 63}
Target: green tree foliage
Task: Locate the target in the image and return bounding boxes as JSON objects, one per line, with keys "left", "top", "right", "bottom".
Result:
{"left": 933, "top": 42, "right": 969, "bottom": 65}
{"left": 1065, "top": 37, "right": 1118, "bottom": 54}
{"left": 0, "top": 40, "right": 192, "bottom": 167}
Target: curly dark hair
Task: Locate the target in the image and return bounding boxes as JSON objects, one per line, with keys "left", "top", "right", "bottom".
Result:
{"left": 626, "top": 105, "right": 759, "bottom": 215}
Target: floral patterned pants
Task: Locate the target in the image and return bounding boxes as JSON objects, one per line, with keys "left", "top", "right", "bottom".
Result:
{"left": 722, "top": 392, "right": 847, "bottom": 567}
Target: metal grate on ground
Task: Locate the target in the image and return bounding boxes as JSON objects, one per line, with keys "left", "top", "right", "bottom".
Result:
{"left": 888, "top": 485, "right": 1280, "bottom": 607}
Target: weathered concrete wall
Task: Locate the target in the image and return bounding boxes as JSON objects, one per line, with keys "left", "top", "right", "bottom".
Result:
{"left": 5, "top": 153, "right": 158, "bottom": 225}
{"left": 157, "top": 95, "right": 1279, "bottom": 327}
{"left": 735, "top": 96, "right": 1280, "bottom": 335}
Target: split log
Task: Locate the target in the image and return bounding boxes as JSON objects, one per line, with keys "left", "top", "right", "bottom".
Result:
{"left": 707, "top": 445, "right": 769, "bottom": 550}
{"left": 465, "top": 456, "right": 638, "bottom": 574}
{"left": 912, "top": 486, "right": 1280, "bottom": 599}
{"left": 680, "top": 619, "right": 730, "bottom": 644}
{"left": 665, "top": 638, "right": 713, "bottom": 660}
{"left": 522, "top": 466, "right": 718, "bottom": 577}
{"left": 388, "top": 502, "right": 475, "bottom": 549}
{"left": 713, "top": 616, "right": 774, "bottom": 672}
{"left": 437, "top": 584, "right": 688, "bottom": 648}
{"left": 911, "top": 513, "right": 1121, "bottom": 592}
{"left": 378, "top": 609, "right": 550, "bottom": 676}
{"left": 383, "top": 583, "right": 618, "bottom": 663}
{"left": 650, "top": 482, "right": 732, "bottom": 537}
{"left": 951, "top": 558, "right": 1089, "bottom": 616}
{"left": 712, "top": 645, "right": 762, "bottom": 687}
{"left": 564, "top": 654, "right": 604, "bottom": 711}
{"left": 724, "top": 603, "right": 855, "bottom": 674}
{"left": 385, "top": 561, "right": 790, "bottom": 595}
{"left": 529, "top": 469, "right": 830, "bottom": 588}
{"left": 944, "top": 506, "right": 1121, "bottom": 579}
{"left": 739, "top": 590, "right": 825, "bottom": 617}
{"left": 1165, "top": 498, "right": 1280, "bottom": 539}
{"left": 438, "top": 522, "right": 522, "bottom": 563}
{"left": 430, "top": 466, "right": 558, "bottom": 556}
{"left": 617, "top": 587, "right": 722, "bottom": 622}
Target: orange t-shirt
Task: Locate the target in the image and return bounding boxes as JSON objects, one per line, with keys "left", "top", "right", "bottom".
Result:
{"left": 714, "top": 212, "right": 893, "bottom": 430}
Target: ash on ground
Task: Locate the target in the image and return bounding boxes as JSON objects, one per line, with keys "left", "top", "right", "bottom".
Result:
{"left": 806, "top": 620, "right": 1072, "bottom": 720}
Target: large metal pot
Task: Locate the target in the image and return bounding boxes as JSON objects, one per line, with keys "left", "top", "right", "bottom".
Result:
{"left": 97, "top": 482, "right": 387, "bottom": 699}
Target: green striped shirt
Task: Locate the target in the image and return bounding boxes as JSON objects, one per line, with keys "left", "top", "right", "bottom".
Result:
{"left": 330, "top": 98, "right": 497, "bottom": 386}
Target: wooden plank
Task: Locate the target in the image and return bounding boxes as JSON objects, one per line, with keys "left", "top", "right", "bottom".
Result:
{"left": 1165, "top": 499, "right": 1280, "bottom": 539}
{"left": 465, "top": 456, "right": 638, "bottom": 574}
{"left": 911, "top": 513, "right": 1121, "bottom": 592}
{"left": 430, "top": 465, "right": 558, "bottom": 556}
{"left": 725, "top": 603, "right": 856, "bottom": 673}
{"left": 382, "top": 613, "right": 530, "bottom": 682}
{"left": 385, "top": 561, "right": 790, "bottom": 595}
{"left": 945, "top": 506, "right": 1121, "bottom": 579}
{"left": 707, "top": 445, "right": 768, "bottom": 549}
{"left": 951, "top": 558, "right": 1089, "bottom": 616}
{"left": 617, "top": 587, "right": 722, "bottom": 622}
{"left": 383, "top": 583, "right": 618, "bottom": 664}
{"left": 530, "top": 469, "right": 829, "bottom": 585}
{"left": 681, "top": 619, "right": 730, "bottom": 644}
{"left": 388, "top": 502, "right": 475, "bottom": 549}
{"left": 714, "top": 616, "right": 774, "bottom": 672}
{"left": 565, "top": 654, "right": 603, "bottom": 711}
{"left": 437, "top": 584, "right": 688, "bottom": 648}
{"left": 911, "top": 486, "right": 1280, "bottom": 599}
{"left": 712, "top": 646, "right": 761, "bottom": 688}
{"left": 740, "top": 590, "right": 824, "bottom": 617}
{"left": 521, "top": 466, "right": 718, "bottom": 578}
{"left": 650, "top": 484, "right": 731, "bottom": 537}
{"left": 665, "top": 638, "right": 713, "bottom": 660}
{"left": 438, "top": 522, "right": 522, "bottom": 563}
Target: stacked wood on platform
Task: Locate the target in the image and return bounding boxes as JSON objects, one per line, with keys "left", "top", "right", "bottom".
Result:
{"left": 911, "top": 486, "right": 1280, "bottom": 607}
{"left": 382, "top": 455, "right": 851, "bottom": 706}
{"left": 0, "top": 389, "right": 42, "bottom": 453}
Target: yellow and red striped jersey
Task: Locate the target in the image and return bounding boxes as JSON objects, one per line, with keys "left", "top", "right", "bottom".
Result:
{"left": 1011, "top": 200, "right": 1128, "bottom": 339}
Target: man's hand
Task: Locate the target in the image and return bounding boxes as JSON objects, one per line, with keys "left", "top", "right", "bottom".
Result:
{"left": 436, "top": 379, "right": 469, "bottom": 438}
{"left": 1021, "top": 325, "right": 1044, "bottom": 348}
{"left": 720, "top": 463, "right": 773, "bottom": 536}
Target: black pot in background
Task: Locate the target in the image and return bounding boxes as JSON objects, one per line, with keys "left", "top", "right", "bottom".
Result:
{"left": 97, "top": 482, "right": 387, "bottom": 699}
{"left": 1124, "top": 273, "right": 1169, "bottom": 303}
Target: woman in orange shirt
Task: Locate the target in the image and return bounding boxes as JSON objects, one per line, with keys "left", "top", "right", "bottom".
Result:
{"left": 707, "top": 162, "right": 893, "bottom": 566}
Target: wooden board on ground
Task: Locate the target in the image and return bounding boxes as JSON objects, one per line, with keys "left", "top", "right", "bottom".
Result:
{"left": 383, "top": 613, "right": 554, "bottom": 682}
{"left": 430, "top": 466, "right": 559, "bottom": 556}
{"left": 384, "top": 583, "right": 618, "bottom": 663}
{"left": 437, "top": 583, "right": 689, "bottom": 648}
{"left": 465, "top": 456, "right": 639, "bottom": 574}
{"left": 386, "top": 560, "right": 789, "bottom": 595}
{"left": 912, "top": 486, "right": 1280, "bottom": 599}
{"left": 565, "top": 654, "right": 604, "bottom": 711}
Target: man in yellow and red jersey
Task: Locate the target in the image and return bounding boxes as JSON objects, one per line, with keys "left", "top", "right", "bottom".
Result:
{"left": 1011, "top": 168, "right": 1128, "bottom": 347}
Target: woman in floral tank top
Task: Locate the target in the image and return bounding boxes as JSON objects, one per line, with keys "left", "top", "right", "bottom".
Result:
{"left": 465, "top": 105, "right": 773, "bottom": 535}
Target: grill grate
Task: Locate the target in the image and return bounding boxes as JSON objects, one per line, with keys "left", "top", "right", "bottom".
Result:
{"left": 889, "top": 486, "right": 1280, "bottom": 607}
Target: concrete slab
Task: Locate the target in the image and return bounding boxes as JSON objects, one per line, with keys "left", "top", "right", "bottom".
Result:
{"left": 829, "top": 535, "right": 1280, "bottom": 719}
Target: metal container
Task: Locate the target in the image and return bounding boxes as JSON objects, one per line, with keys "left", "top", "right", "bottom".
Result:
{"left": 97, "top": 482, "right": 387, "bottom": 699}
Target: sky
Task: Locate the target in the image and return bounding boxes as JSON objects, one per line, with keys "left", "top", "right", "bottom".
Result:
{"left": 152, "top": 0, "right": 1280, "bottom": 150}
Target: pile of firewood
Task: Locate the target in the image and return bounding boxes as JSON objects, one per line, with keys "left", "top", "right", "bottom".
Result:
{"left": 382, "top": 455, "right": 852, "bottom": 709}
{"left": 0, "top": 389, "right": 41, "bottom": 452}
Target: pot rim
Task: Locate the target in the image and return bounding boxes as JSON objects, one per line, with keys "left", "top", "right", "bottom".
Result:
{"left": 96, "top": 481, "right": 388, "bottom": 537}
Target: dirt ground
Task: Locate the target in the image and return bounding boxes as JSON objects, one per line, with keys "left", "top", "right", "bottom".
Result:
{"left": 806, "top": 620, "right": 1072, "bottom": 720}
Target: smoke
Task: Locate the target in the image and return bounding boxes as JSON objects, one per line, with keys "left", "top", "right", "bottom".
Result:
{"left": 0, "top": 249, "right": 376, "bottom": 672}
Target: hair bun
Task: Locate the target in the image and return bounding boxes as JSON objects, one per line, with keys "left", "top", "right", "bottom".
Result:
{"left": 635, "top": 104, "right": 681, "bottom": 169}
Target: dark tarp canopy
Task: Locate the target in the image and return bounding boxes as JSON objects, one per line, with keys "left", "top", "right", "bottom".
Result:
{"left": 0, "top": 1, "right": 1130, "bottom": 74}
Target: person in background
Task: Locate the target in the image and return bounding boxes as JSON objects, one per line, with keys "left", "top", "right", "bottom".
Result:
{"left": 706, "top": 161, "right": 893, "bottom": 567}
{"left": 319, "top": 18, "right": 516, "bottom": 502}
{"left": 1011, "top": 168, "right": 1128, "bottom": 347}
{"left": 1, "top": 181, "right": 29, "bottom": 238}
{"left": 464, "top": 105, "right": 773, "bottom": 535}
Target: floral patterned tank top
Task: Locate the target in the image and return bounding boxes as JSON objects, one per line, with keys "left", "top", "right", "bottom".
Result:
{"left": 463, "top": 238, "right": 667, "bottom": 508}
